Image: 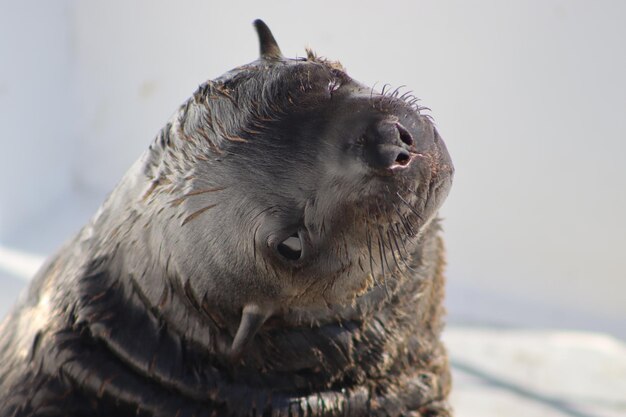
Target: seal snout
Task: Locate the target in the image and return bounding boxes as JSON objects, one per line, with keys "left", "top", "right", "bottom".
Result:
{"left": 364, "top": 120, "right": 418, "bottom": 172}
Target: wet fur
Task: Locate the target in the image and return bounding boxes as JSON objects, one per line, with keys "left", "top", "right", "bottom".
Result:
{"left": 0, "top": 21, "right": 454, "bottom": 417}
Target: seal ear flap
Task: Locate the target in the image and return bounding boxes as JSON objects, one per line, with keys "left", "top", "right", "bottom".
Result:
{"left": 253, "top": 19, "right": 283, "bottom": 60}
{"left": 229, "top": 303, "right": 272, "bottom": 360}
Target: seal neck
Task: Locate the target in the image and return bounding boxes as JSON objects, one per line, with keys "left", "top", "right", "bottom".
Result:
{"left": 66, "top": 221, "right": 447, "bottom": 414}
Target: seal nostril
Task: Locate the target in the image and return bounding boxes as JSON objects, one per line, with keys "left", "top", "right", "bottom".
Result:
{"left": 396, "top": 123, "right": 413, "bottom": 147}
{"left": 395, "top": 151, "right": 411, "bottom": 166}
{"left": 277, "top": 233, "right": 302, "bottom": 261}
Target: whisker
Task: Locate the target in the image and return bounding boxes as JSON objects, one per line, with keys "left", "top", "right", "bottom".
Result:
{"left": 396, "top": 192, "right": 424, "bottom": 222}
{"left": 370, "top": 82, "right": 379, "bottom": 102}
{"left": 376, "top": 234, "right": 390, "bottom": 298}
{"left": 390, "top": 85, "right": 406, "bottom": 98}
{"left": 394, "top": 223, "right": 411, "bottom": 255}
{"left": 365, "top": 220, "right": 380, "bottom": 288}
{"left": 392, "top": 203, "right": 416, "bottom": 237}
{"left": 381, "top": 225, "right": 403, "bottom": 278}
{"left": 388, "top": 227, "right": 415, "bottom": 273}
{"left": 377, "top": 225, "right": 392, "bottom": 273}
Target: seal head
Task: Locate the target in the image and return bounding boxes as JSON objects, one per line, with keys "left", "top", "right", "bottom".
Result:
{"left": 144, "top": 20, "right": 453, "bottom": 314}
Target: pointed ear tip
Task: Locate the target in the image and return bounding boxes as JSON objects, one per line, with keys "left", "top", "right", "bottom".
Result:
{"left": 253, "top": 19, "right": 271, "bottom": 36}
{"left": 252, "top": 19, "right": 283, "bottom": 59}
{"left": 252, "top": 19, "right": 271, "bottom": 39}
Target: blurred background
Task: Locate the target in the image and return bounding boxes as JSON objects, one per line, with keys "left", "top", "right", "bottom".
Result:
{"left": 1, "top": 1, "right": 625, "bottom": 415}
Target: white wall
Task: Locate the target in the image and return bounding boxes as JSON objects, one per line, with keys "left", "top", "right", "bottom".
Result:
{"left": 0, "top": 1, "right": 76, "bottom": 239}
{"left": 1, "top": 0, "right": 625, "bottom": 337}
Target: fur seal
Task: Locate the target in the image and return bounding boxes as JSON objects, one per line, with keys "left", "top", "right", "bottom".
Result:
{"left": 0, "top": 20, "right": 454, "bottom": 416}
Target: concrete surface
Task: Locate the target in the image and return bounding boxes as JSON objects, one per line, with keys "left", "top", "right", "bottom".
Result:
{"left": 445, "top": 327, "right": 626, "bottom": 417}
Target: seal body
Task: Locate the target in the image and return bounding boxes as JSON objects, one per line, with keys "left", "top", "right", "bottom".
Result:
{"left": 0, "top": 20, "right": 454, "bottom": 416}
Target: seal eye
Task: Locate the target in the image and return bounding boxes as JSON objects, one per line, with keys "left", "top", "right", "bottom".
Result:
{"left": 277, "top": 233, "right": 302, "bottom": 261}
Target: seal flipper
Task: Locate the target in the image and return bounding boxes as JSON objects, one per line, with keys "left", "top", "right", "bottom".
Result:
{"left": 253, "top": 19, "right": 283, "bottom": 60}
{"left": 230, "top": 304, "right": 272, "bottom": 359}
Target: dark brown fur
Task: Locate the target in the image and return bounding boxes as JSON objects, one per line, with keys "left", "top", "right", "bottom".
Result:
{"left": 0, "top": 20, "right": 454, "bottom": 416}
